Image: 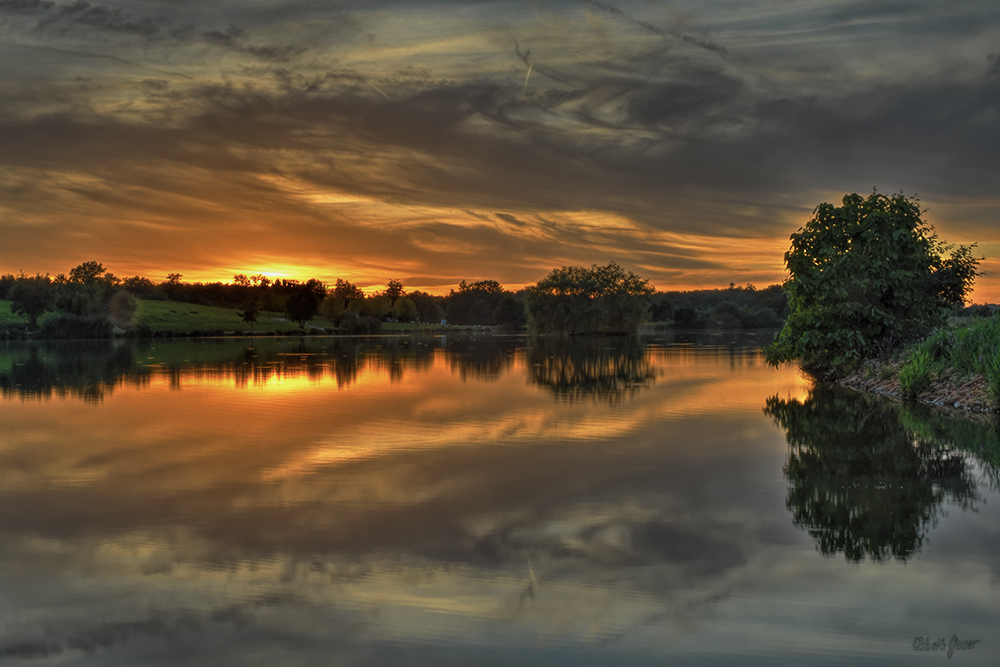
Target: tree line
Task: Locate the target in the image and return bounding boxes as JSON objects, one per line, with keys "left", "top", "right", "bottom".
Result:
{"left": 2, "top": 260, "right": 794, "bottom": 336}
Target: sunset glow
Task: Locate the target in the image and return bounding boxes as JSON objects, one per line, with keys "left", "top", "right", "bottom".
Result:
{"left": 1, "top": 1, "right": 998, "bottom": 300}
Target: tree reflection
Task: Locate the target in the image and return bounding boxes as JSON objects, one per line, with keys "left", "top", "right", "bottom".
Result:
{"left": 0, "top": 342, "right": 142, "bottom": 402}
{"left": 526, "top": 336, "right": 657, "bottom": 403}
{"left": 5, "top": 335, "right": 681, "bottom": 406}
{"left": 446, "top": 337, "right": 519, "bottom": 382}
{"left": 765, "top": 384, "right": 988, "bottom": 562}
{"left": 0, "top": 336, "right": 506, "bottom": 401}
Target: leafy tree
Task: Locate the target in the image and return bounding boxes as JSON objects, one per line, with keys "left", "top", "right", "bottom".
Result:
{"left": 392, "top": 296, "right": 418, "bottom": 322}
{"left": 0, "top": 273, "right": 16, "bottom": 299}
{"left": 408, "top": 290, "right": 446, "bottom": 323}
{"left": 10, "top": 273, "right": 56, "bottom": 329}
{"left": 68, "top": 260, "right": 108, "bottom": 285}
{"left": 240, "top": 303, "right": 260, "bottom": 332}
{"left": 121, "top": 276, "right": 159, "bottom": 299}
{"left": 764, "top": 191, "right": 980, "bottom": 374}
{"left": 524, "top": 262, "right": 655, "bottom": 335}
{"left": 456, "top": 279, "right": 504, "bottom": 294}
{"left": 361, "top": 294, "right": 393, "bottom": 319}
{"left": 672, "top": 306, "right": 701, "bottom": 329}
{"left": 333, "top": 278, "right": 364, "bottom": 299}
{"left": 161, "top": 273, "right": 184, "bottom": 301}
{"left": 57, "top": 261, "right": 117, "bottom": 318}
{"left": 494, "top": 294, "right": 526, "bottom": 330}
{"left": 384, "top": 279, "right": 405, "bottom": 305}
{"left": 330, "top": 278, "right": 365, "bottom": 311}
{"left": 284, "top": 279, "right": 327, "bottom": 329}
{"left": 445, "top": 279, "right": 508, "bottom": 325}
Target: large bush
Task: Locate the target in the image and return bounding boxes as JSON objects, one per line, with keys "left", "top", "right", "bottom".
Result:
{"left": 764, "top": 192, "right": 980, "bottom": 374}
{"left": 525, "top": 262, "right": 654, "bottom": 335}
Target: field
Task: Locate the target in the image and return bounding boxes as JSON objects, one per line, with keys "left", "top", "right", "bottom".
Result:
{"left": 0, "top": 300, "right": 327, "bottom": 334}
{"left": 0, "top": 300, "right": 455, "bottom": 335}
{"left": 132, "top": 300, "right": 328, "bottom": 333}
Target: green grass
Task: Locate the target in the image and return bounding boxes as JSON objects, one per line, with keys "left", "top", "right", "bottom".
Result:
{"left": 0, "top": 300, "right": 21, "bottom": 324}
{"left": 898, "top": 348, "right": 935, "bottom": 399}
{"left": 0, "top": 301, "right": 59, "bottom": 327}
{"left": 2, "top": 299, "right": 496, "bottom": 335}
{"left": 0, "top": 299, "right": 329, "bottom": 334}
{"left": 133, "top": 300, "right": 328, "bottom": 333}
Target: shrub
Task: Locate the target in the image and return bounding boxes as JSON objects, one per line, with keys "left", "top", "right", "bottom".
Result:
{"left": 338, "top": 314, "right": 382, "bottom": 335}
{"left": 39, "top": 315, "right": 113, "bottom": 339}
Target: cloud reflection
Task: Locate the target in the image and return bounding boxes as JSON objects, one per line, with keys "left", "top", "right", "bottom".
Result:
{"left": 1, "top": 337, "right": 999, "bottom": 663}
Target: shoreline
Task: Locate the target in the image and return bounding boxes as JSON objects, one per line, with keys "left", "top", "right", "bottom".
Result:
{"left": 839, "top": 357, "right": 997, "bottom": 417}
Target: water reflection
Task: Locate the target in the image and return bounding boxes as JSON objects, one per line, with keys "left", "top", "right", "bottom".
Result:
{"left": 2, "top": 339, "right": 1000, "bottom": 664}
{"left": 766, "top": 384, "right": 997, "bottom": 562}
{"left": 2, "top": 335, "right": 659, "bottom": 403}
{"left": 0, "top": 341, "right": 142, "bottom": 402}
{"left": 526, "top": 336, "right": 659, "bottom": 403}
{"left": 1, "top": 337, "right": 448, "bottom": 400}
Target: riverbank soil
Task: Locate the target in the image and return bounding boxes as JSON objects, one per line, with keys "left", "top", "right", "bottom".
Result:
{"left": 841, "top": 358, "right": 995, "bottom": 414}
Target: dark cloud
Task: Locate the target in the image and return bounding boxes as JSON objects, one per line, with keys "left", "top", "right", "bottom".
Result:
{"left": 0, "top": 0, "right": 998, "bottom": 294}
{"left": 1, "top": 0, "right": 304, "bottom": 61}
{"left": 626, "top": 68, "right": 743, "bottom": 127}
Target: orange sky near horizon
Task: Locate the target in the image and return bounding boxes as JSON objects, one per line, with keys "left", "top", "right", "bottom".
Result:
{"left": 1, "top": 1, "right": 998, "bottom": 302}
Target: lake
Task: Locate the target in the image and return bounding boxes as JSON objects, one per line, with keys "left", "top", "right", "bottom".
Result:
{"left": 1, "top": 334, "right": 998, "bottom": 665}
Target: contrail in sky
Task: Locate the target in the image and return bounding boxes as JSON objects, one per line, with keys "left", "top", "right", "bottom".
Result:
{"left": 365, "top": 79, "right": 389, "bottom": 98}
{"left": 576, "top": 0, "right": 665, "bottom": 38}
{"left": 574, "top": 0, "right": 729, "bottom": 56}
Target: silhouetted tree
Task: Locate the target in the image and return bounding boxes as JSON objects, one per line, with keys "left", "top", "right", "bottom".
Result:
{"left": 68, "top": 260, "right": 109, "bottom": 285}
{"left": 446, "top": 279, "right": 508, "bottom": 325}
{"left": 284, "top": 279, "right": 327, "bottom": 329}
{"left": 408, "top": 290, "right": 446, "bottom": 323}
{"left": 384, "top": 279, "right": 405, "bottom": 305}
{"left": 333, "top": 278, "right": 364, "bottom": 304}
{"left": 9, "top": 273, "right": 56, "bottom": 329}
{"left": 121, "top": 276, "right": 159, "bottom": 299}
{"left": 240, "top": 304, "right": 260, "bottom": 332}
{"left": 0, "top": 273, "right": 18, "bottom": 299}
{"left": 494, "top": 294, "right": 526, "bottom": 330}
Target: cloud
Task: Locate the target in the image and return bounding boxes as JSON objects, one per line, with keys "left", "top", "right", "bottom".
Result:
{"left": 0, "top": 0, "right": 998, "bottom": 294}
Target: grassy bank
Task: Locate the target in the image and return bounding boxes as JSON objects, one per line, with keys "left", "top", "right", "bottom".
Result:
{"left": 840, "top": 317, "right": 1000, "bottom": 414}
{"left": 1, "top": 299, "right": 475, "bottom": 336}
{"left": 132, "top": 300, "right": 322, "bottom": 333}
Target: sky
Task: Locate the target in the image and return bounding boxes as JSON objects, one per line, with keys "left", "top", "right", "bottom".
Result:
{"left": 1, "top": 0, "right": 998, "bottom": 298}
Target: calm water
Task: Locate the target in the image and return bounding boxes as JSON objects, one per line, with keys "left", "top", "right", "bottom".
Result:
{"left": 1, "top": 335, "right": 998, "bottom": 665}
